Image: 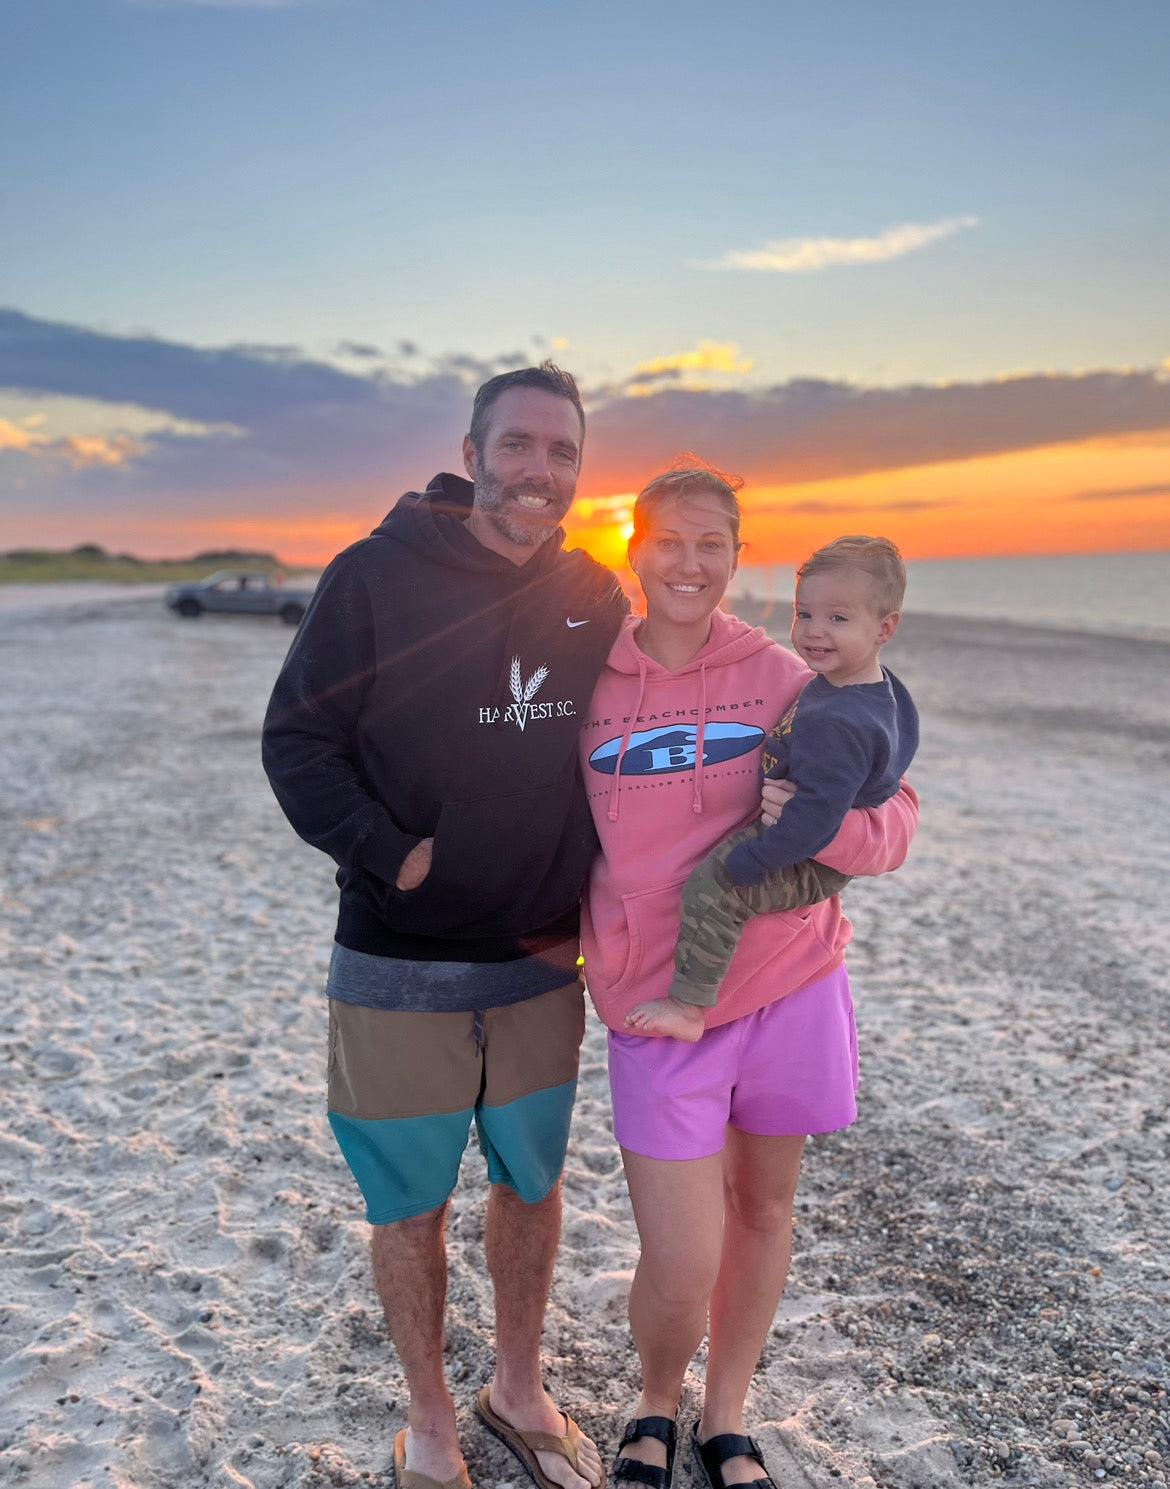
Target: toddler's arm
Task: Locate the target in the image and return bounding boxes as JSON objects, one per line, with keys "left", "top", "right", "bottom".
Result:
{"left": 815, "top": 779, "right": 919, "bottom": 878}
{"left": 724, "top": 722, "right": 875, "bottom": 887}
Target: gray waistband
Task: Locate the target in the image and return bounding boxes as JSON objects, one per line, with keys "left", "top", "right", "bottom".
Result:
{"left": 325, "top": 938, "right": 581, "bottom": 1013}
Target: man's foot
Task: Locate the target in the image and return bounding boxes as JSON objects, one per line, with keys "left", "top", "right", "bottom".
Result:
{"left": 624, "top": 998, "right": 705, "bottom": 1042}
{"left": 476, "top": 1384, "right": 604, "bottom": 1489}
{"left": 396, "top": 1425, "right": 470, "bottom": 1489}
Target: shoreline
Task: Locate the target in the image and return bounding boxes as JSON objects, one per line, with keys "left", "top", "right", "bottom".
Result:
{"left": 3, "top": 578, "right": 1170, "bottom": 645}
{"left": 1, "top": 599, "right": 1167, "bottom": 1488}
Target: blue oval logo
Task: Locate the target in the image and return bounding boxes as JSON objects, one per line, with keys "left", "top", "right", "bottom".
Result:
{"left": 589, "top": 721, "right": 764, "bottom": 776}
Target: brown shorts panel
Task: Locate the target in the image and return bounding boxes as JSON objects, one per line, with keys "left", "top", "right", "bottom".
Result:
{"left": 327, "top": 979, "right": 586, "bottom": 1122}
{"left": 480, "top": 980, "right": 586, "bottom": 1109}
{"left": 327, "top": 1003, "right": 482, "bottom": 1121}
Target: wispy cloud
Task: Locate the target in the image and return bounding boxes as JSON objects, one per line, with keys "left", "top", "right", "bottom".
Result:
{"left": 701, "top": 216, "right": 979, "bottom": 274}
{"left": 754, "top": 497, "right": 959, "bottom": 517}
{"left": 1069, "top": 482, "right": 1170, "bottom": 502}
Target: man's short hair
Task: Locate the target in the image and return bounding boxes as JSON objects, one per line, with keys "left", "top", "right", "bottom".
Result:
{"left": 468, "top": 361, "right": 585, "bottom": 460}
{"left": 797, "top": 535, "right": 907, "bottom": 614}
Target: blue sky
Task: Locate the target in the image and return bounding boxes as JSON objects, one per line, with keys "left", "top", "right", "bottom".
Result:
{"left": 5, "top": 0, "right": 1167, "bottom": 381}
{"left": 2, "top": 0, "right": 1168, "bottom": 559}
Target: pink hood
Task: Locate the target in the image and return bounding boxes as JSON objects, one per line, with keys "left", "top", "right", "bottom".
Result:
{"left": 579, "top": 611, "right": 919, "bottom": 1032}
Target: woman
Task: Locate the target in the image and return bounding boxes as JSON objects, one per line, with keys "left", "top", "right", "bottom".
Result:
{"left": 578, "top": 465, "right": 917, "bottom": 1489}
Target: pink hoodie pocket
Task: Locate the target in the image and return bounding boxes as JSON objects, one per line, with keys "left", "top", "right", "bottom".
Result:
{"left": 606, "top": 877, "right": 690, "bottom": 999}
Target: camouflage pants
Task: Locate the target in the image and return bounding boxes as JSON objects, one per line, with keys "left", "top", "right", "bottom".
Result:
{"left": 669, "top": 826, "right": 853, "bottom": 1007}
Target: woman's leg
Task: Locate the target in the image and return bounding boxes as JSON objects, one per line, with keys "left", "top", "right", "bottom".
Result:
{"left": 618, "top": 1146, "right": 725, "bottom": 1470}
{"left": 699, "top": 1130, "right": 806, "bottom": 1484}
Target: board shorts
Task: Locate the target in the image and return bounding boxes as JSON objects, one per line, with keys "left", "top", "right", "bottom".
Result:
{"left": 327, "top": 979, "right": 586, "bottom": 1224}
{"left": 608, "top": 963, "right": 857, "bottom": 1161}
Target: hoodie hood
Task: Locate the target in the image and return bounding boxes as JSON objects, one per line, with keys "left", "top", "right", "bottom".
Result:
{"left": 606, "top": 607, "right": 777, "bottom": 676}
{"left": 373, "top": 472, "right": 569, "bottom": 577}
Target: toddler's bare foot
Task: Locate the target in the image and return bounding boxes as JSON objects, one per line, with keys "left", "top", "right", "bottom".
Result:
{"left": 624, "top": 997, "right": 705, "bottom": 1041}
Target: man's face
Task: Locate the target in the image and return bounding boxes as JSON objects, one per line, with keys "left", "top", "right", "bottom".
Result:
{"left": 462, "top": 388, "right": 582, "bottom": 563}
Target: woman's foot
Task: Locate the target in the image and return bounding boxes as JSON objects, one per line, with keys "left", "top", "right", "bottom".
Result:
{"left": 612, "top": 1396, "right": 678, "bottom": 1488}
{"left": 691, "top": 1425, "right": 775, "bottom": 1489}
{"left": 624, "top": 998, "right": 705, "bottom": 1041}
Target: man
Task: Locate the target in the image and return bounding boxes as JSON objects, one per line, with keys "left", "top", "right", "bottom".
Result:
{"left": 262, "top": 363, "right": 627, "bottom": 1489}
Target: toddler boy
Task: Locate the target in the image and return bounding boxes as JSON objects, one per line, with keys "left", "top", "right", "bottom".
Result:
{"left": 626, "top": 535, "right": 919, "bottom": 1041}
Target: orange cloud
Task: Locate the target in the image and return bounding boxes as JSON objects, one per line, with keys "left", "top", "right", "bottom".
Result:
{"left": 631, "top": 342, "right": 756, "bottom": 381}
{"left": 0, "top": 417, "right": 144, "bottom": 469}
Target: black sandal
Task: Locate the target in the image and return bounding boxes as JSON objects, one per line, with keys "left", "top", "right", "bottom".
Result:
{"left": 612, "top": 1416, "right": 677, "bottom": 1489}
{"left": 690, "top": 1427, "right": 776, "bottom": 1489}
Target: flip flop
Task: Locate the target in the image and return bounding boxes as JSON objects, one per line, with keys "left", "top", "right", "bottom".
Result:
{"left": 393, "top": 1428, "right": 472, "bottom": 1489}
{"left": 474, "top": 1385, "right": 593, "bottom": 1489}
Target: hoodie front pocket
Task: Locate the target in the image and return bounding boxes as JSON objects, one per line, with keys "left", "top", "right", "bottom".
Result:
{"left": 607, "top": 878, "right": 689, "bottom": 999}
{"left": 384, "top": 782, "right": 586, "bottom": 938}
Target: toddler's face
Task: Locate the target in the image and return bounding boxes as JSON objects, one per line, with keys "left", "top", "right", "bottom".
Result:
{"left": 791, "top": 569, "right": 899, "bottom": 687}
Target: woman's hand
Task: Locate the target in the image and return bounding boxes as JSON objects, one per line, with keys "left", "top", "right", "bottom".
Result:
{"left": 760, "top": 778, "right": 796, "bottom": 827}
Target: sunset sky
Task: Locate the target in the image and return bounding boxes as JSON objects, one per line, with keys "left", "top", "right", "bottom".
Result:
{"left": 2, "top": 0, "right": 1168, "bottom": 567}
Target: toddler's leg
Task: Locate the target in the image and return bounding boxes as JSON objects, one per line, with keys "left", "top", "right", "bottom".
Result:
{"left": 670, "top": 827, "right": 854, "bottom": 1004}
{"left": 623, "top": 840, "right": 739, "bottom": 1040}
{"left": 735, "top": 851, "right": 853, "bottom": 918}
{"left": 665, "top": 827, "right": 762, "bottom": 1008}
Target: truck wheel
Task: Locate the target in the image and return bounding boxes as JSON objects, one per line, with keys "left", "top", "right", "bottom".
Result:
{"left": 280, "top": 603, "right": 305, "bottom": 626}
{"left": 177, "top": 599, "right": 202, "bottom": 618}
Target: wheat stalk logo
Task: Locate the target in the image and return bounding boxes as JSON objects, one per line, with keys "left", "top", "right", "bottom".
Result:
{"left": 509, "top": 657, "right": 549, "bottom": 730}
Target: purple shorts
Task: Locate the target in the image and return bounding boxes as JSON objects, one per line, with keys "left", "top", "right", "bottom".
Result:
{"left": 608, "top": 964, "right": 858, "bottom": 1161}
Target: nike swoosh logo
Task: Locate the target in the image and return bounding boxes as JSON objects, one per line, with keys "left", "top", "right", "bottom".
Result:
{"left": 566, "top": 618, "right": 589, "bottom": 628}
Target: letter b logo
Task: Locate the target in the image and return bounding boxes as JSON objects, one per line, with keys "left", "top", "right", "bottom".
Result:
{"left": 647, "top": 744, "right": 695, "bottom": 770}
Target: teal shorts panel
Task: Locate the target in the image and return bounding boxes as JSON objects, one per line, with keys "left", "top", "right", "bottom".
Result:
{"left": 326, "top": 985, "right": 584, "bottom": 1223}
{"left": 328, "top": 1107, "right": 473, "bottom": 1224}
{"left": 475, "top": 1077, "right": 578, "bottom": 1204}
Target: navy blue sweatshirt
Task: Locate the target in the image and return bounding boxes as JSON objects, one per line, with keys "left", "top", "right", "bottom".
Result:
{"left": 724, "top": 666, "right": 918, "bottom": 887}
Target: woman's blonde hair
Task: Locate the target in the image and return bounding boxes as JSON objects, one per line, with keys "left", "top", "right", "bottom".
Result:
{"left": 629, "top": 455, "right": 744, "bottom": 552}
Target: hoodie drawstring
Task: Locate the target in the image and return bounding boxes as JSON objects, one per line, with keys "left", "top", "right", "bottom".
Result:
{"left": 607, "top": 654, "right": 648, "bottom": 822}
{"left": 692, "top": 661, "right": 708, "bottom": 813}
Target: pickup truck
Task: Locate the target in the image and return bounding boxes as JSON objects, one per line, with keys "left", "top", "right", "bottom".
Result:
{"left": 164, "top": 570, "right": 316, "bottom": 625}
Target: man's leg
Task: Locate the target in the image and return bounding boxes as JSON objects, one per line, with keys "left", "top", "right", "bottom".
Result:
{"left": 328, "top": 1001, "right": 482, "bottom": 1481}
{"left": 371, "top": 1204, "right": 467, "bottom": 1482}
{"left": 475, "top": 984, "right": 603, "bottom": 1489}
{"left": 481, "top": 1181, "right": 602, "bottom": 1489}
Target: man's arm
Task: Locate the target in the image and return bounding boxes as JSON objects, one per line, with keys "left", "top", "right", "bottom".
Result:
{"left": 261, "top": 557, "right": 422, "bottom": 887}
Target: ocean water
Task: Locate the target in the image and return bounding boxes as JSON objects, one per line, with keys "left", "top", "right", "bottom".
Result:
{"left": 727, "top": 550, "right": 1170, "bottom": 641}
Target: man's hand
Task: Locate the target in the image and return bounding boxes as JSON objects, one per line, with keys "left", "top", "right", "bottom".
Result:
{"left": 760, "top": 778, "right": 796, "bottom": 827}
{"left": 396, "top": 838, "right": 434, "bottom": 890}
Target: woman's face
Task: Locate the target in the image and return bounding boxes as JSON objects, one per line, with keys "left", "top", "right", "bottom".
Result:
{"left": 630, "top": 492, "right": 739, "bottom": 629}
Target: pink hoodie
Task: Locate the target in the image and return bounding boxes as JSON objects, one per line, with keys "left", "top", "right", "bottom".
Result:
{"left": 579, "top": 611, "right": 919, "bottom": 1032}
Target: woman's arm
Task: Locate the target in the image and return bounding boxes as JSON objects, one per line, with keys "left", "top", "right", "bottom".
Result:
{"left": 812, "top": 779, "right": 919, "bottom": 877}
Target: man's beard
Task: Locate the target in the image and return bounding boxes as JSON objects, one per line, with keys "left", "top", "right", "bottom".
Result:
{"left": 473, "top": 467, "right": 569, "bottom": 549}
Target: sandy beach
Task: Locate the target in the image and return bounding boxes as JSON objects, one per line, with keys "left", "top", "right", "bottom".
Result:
{"left": 1, "top": 591, "right": 1167, "bottom": 1489}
